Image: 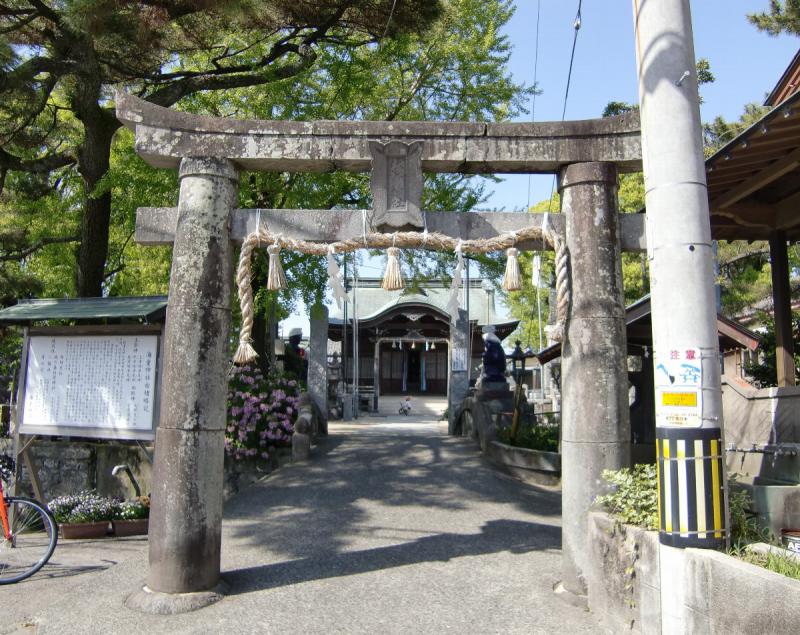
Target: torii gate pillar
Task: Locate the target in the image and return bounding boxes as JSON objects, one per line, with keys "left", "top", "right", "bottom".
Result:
{"left": 129, "top": 157, "right": 238, "bottom": 611}
{"left": 559, "top": 162, "right": 631, "bottom": 595}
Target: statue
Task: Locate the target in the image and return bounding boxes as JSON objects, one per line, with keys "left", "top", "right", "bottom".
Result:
{"left": 480, "top": 325, "right": 506, "bottom": 383}
{"left": 284, "top": 327, "right": 308, "bottom": 381}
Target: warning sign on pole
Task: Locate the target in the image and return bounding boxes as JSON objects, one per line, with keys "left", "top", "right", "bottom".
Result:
{"left": 655, "top": 347, "right": 703, "bottom": 428}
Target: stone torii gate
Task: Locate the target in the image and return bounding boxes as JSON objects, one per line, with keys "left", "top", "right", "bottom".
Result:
{"left": 117, "top": 92, "right": 644, "bottom": 611}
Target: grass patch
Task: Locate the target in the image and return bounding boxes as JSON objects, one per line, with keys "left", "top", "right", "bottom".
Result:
{"left": 736, "top": 548, "right": 800, "bottom": 581}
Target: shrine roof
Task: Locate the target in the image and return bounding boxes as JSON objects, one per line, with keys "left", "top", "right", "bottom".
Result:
{"left": 535, "top": 295, "right": 760, "bottom": 364}
{"left": 0, "top": 296, "right": 168, "bottom": 324}
{"left": 328, "top": 278, "right": 502, "bottom": 325}
{"left": 706, "top": 89, "right": 800, "bottom": 241}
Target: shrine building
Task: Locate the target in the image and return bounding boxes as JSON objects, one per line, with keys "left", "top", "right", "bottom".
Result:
{"left": 328, "top": 278, "right": 518, "bottom": 397}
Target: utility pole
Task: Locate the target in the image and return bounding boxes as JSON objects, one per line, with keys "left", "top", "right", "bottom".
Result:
{"left": 633, "top": 0, "right": 728, "bottom": 628}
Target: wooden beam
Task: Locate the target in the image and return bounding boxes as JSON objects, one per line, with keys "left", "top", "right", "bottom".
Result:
{"left": 713, "top": 146, "right": 800, "bottom": 210}
{"left": 769, "top": 231, "right": 796, "bottom": 386}
{"left": 708, "top": 202, "right": 774, "bottom": 227}
{"left": 716, "top": 319, "right": 760, "bottom": 352}
{"left": 135, "top": 208, "right": 648, "bottom": 252}
{"left": 21, "top": 444, "right": 44, "bottom": 502}
{"left": 775, "top": 189, "right": 800, "bottom": 230}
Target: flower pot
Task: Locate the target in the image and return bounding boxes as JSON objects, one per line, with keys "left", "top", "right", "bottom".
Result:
{"left": 59, "top": 521, "right": 110, "bottom": 539}
{"left": 111, "top": 518, "right": 149, "bottom": 537}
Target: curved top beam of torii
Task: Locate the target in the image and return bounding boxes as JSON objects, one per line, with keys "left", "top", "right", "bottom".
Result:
{"left": 116, "top": 92, "right": 642, "bottom": 174}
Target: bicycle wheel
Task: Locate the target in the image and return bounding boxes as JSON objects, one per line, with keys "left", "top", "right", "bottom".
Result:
{"left": 0, "top": 497, "right": 58, "bottom": 584}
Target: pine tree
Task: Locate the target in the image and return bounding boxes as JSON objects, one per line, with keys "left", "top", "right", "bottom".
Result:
{"left": 0, "top": 0, "right": 442, "bottom": 296}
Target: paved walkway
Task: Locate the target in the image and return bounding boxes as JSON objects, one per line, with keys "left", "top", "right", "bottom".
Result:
{"left": 4, "top": 405, "right": 601, "bottom": 634}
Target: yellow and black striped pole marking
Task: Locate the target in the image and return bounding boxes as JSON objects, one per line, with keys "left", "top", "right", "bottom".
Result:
{"left": 656, "top": 427, "right": 726, "bottom": 548}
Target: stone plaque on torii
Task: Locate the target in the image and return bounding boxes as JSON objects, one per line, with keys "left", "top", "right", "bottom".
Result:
{"left": 117, "top": 92, "right": 645, "bottom": 611}
{"left": 368, "top": 140, "right": 424, "bottom": 231}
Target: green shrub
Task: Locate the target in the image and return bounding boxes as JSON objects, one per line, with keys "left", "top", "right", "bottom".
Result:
{"left": 497, "top": 425, "right": 559, "bottom": 452}
{"left": 728, "top": 484, "right": 770, "bottom": 546}
{"left": 596, "top": 464, "right": 659, "bottom": 530}
{"left": 226, "top": 366, "right": 301, "bottom": 462}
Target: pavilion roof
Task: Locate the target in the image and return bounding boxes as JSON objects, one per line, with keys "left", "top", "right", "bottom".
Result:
{"left": 535, "top": 295, "right": 760, "bottom": 364}
{"left": 0, "top": 296, "right": 167, "bottom": 324}
{"left": 706, "top": 89, "right": 800, "bottom": 241}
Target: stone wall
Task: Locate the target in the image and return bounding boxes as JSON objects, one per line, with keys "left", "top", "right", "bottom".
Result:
{"left": 1, "top": 437, "right": 291, "bottom": 502}
{"left": 722, "top": 374, "right": 800, "bottom": 483}
{"left": 0, "top": 438, "right": 152, "bottom": 501}
{"left": 587, "top": 511, "right": 800, "bottom": 634}
{"left": 588, "top": 512, "right": 660, "bottom": 634}
{"left": 486, "top": 441, "right": 560, "bottom": 486}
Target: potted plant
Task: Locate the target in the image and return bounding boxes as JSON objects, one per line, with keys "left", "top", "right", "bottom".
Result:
{"left": 47, "top": 491, "right": 116, "bottom": 539}
{"left": 111, "top": 496, "right": 149, "bottom": 536}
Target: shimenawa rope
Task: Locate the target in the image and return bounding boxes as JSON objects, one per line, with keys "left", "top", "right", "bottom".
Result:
{"left": 233, "top": 224, "right": 570, "bottom": 363}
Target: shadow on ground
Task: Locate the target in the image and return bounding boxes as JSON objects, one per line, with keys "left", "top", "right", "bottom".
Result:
{"left": 225, "top": 517, "right": 559, "bottom": 595}
{"left": 223, "top": 425, "right": 562, "bottom": 569}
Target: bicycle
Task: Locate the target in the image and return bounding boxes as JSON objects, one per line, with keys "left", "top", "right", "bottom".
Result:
{"left": 0, "top": 454, "right": 58, "bottom": 584}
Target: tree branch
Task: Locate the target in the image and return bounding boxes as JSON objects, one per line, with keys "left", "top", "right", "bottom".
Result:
{"left": 0, "top": 147, "right": 74, "bottom": 173}
{"left": 719, "top": 248, "right": 770, "bottom": 271}
{"left": 0, "top": 234, "right": 79, "bottom": 261}
{"left": 145, "top": 45, "right": 318, "bottom": 107}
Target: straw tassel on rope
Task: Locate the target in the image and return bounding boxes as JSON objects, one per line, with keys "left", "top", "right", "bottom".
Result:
{"left": 501, "top": 247, "right": 522, "bottom": 291}
{"left": 233, "top": 233, "right": 260, "bottom": 365}
{"left": 231, "top": 222, "right": 566, "bottom": 360}
{"left": 266, "top": 243, "right": 288, "bottom": 291}
{"left": 382, "top": 246, "right": 404, "bottom": 290}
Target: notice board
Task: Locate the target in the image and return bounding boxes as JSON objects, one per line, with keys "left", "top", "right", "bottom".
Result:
{"left": 19, "top": 332, "right": 160, "bottom": 440}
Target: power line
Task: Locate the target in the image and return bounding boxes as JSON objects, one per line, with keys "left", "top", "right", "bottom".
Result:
{"left": 525, "top": 0, "right": 542, "bottom": 212}
{"left": 527, "top": 1, "right": 583, "bottom": 350}
{"left": 547, "top": 1, "right": 583, "bottom": 213}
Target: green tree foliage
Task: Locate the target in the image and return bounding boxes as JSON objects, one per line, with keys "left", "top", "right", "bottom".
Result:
{"left": 1, "top": 1, "right": 527, "bottom": 316}
{"left": 743, "top": 311, "right": 800, "bottom": 387}
{"left": 715, "top": 242, "right": 773, "bottom": 316}
{"left": 748, "top": 0, "right": 800, "bottom": 36}
{"left": 703, "top": 103, "right": 771, "bottom": 157}
{"left": 0, "top": 0, "right": 444, "bottom": 298}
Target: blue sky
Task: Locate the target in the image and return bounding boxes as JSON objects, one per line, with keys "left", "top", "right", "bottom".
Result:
{"left": 285, "top": 1, "right": 800, "bottom": 334}
{"left": 485, "top": 0, "right": 800, "bottom": 211}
